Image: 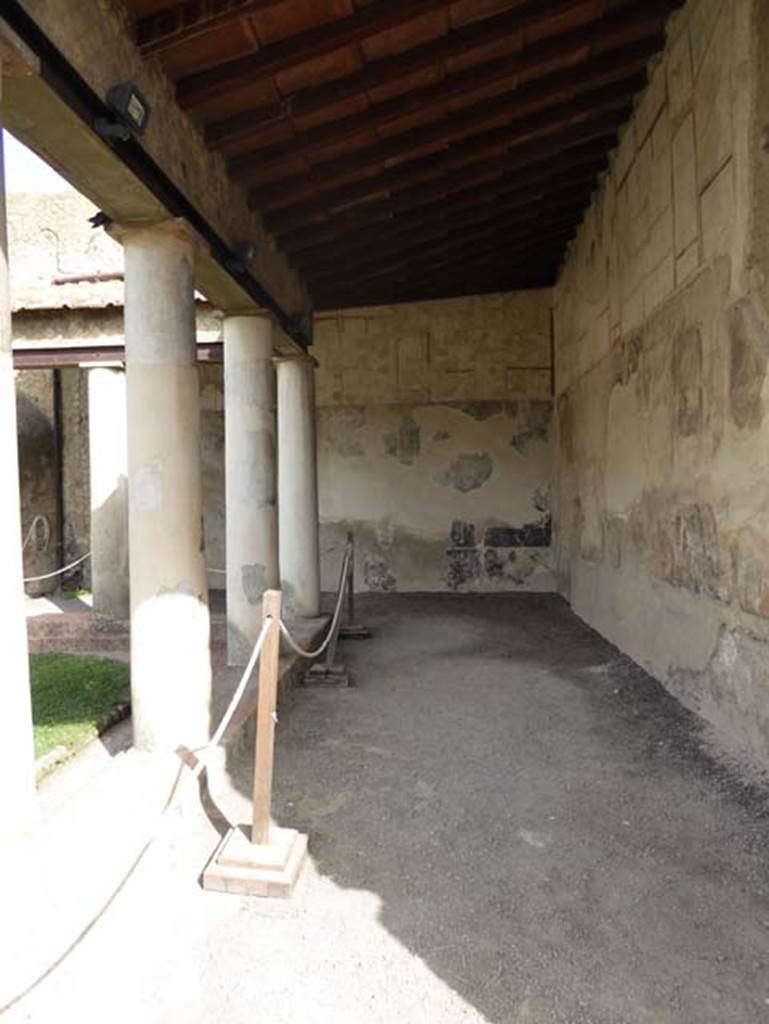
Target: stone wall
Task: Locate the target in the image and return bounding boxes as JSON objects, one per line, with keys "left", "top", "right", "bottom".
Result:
{"left": 312, "top": 292, "right": 555, "bottom": 593}
{"left": 553, "top": 0, "right": 769, "bottom": 762}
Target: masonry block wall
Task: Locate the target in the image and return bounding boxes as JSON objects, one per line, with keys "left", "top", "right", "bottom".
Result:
{"left": 553, "top": 0, "right": 769, "bottom": 762}
{"left": 312, "top": 292, "right": 555, "bottom": 593}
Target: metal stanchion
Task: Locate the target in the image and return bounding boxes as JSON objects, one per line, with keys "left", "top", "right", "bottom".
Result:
{"left": 202, "top": 590, "right": 308, "bottom": 898}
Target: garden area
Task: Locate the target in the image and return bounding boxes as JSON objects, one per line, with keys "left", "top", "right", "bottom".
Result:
{"left": 30, "top": 654, "right": 130, "bottom": 772}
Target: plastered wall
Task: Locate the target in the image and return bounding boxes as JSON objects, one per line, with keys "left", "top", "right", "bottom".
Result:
{"left": 553, "top": 0, "right": 769, "bottom": 762}
{"left": 312, "top": 293, "right": 555, "bottom": 593}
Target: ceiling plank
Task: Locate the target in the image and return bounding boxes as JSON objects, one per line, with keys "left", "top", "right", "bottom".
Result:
{"left": 238, "top": 51, "right": 649, "bottom": 212}
{"left": 263, "top": 80, "right": 639, "bottom": 235}
{"left": 205, "top": 0, "right": 606, "bottom": 150}
{"left": 306, "top": 210, "right": 581, "bottom": 287}
{"left": 136, "top": 0, "right": 286, "bottom": 55}
{"left": 280, "top": 121, "right": 618, "bottom": 254}
{"left": 227, "top": 5, "right": 668, "bottom": 175}
{"left": 176, "top": 0, "right": 450, "bottom": 109}
{"left": 314, "top": 242, "right": 564, "bottom": 305}
{"left": 313, "top": 264, "right": 557, "bottom": 308}
{"left": 298, "top": 191, "right": 592, "bottom": 278}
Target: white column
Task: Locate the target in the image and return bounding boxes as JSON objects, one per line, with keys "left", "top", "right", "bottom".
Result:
{"left": 120, "top": 220, "right": 211, "bottom": 752}
{"left": 88, "top": 365, "right": 129, "bottom": 619}
{"left": 0, "top": 123, "right": 37, "bottom": 828}
{"left": 277, "top": 355, "right": 320, "bottom": 617}
{"left": 223, "top": 313, "right": 278, "bottom": 664}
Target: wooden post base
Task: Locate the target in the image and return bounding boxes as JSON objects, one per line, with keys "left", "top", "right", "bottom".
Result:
{"left": 302, "top": 661, "right": 351, "bottom": 687}
{"left": 338, "top": 624, "right": 371, "bottom": 639}
{"left": 202, "top": 825, "right": 308, "bottom": 898}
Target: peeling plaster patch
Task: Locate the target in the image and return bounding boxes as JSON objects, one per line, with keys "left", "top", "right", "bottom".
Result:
{"left": 611, "top": 333, "right": 642, "bottom": 386}
{"left": 363, "top": 557, "right": 397, "bottom": 592}
{"left": 731, "top": 525, "right": 769, "bottom": 618}
{"left": 652, "top": 502, "right": 727, "bottom": 601}
{"left": 458, "top": 401, "right": 506, "bottom": 421}
{"left": 484, "top": 548, "right": 505, "bottom": 579}
{"left": 132, "top": 460, "right": 162, "bottom": 513}
{"left": 383, "top": 413, "right": 421, "bottom": 465}
{"left": 606, "top": 515, "right": 624, "bottom": 570}
{"left": 670, "top": 627, "right": 769, "bottom": 765}
{"left": 673, "top": 326, "right": 703, "bottom": 436}
{"left": 242, "top": 563, "right": 266, "bottom": 605}
{"left": 507, "top": 551, "right": 536, "bottom": 585}
{"left": 321, "top": 407, "right": 366, "bottom": 456}
{"left": 437, "top": 452, "right": 493, "bottom": 492}
{"left": 728, "top": 299, "right": 769, "bottom": 430}
{"left": 533, "top": 485, "right": 551, "bottom": 514}
{"left": 450, "top": 520, "right": 475, "bottom": 548}
{"left": 484, "top": 515, "right": 552, "bottom": 548}
{"left": 446, "top": 547, "right": 481, "bottom": 590}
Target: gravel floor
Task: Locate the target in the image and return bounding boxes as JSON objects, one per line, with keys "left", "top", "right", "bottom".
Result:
{"left": 4, "top": 593, "right": 769, "bottom": 1024}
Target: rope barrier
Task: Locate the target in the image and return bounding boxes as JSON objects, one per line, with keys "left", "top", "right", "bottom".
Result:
{"left": 1, "top": 539, "right": 358, "bottom": 1012}
{"left": 22, "top": 515, "right": 51, "bottom": 553}
{"left": 23, "top": 552, "right": 91, "bottom": 584}
{"left": 277, "top": 543, "right": 352, "bottom": 660}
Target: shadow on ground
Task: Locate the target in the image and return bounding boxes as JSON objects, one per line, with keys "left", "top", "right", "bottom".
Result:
{"left": 223, "top": 592, "right": 769, "bottom": 1023}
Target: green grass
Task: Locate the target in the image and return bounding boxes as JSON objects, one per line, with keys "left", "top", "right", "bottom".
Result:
{"left": 30, "top": 654, "right": 130, "bottom": 760}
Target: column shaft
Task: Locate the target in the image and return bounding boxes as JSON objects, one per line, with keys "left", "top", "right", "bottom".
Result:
{"left": 0, "top": 120, "right": 36, "bottom": 827}
{"left": 277, "top": 356, "right": 320, "bottom": 617}
{"left": 121, "top": 221, "right": 211, "bottom": 752}
{"left": 224, "top": 314, "right": 278, "bottom": 664}
{"left": 88, "top": 366, "right": 129, "bottom": 619}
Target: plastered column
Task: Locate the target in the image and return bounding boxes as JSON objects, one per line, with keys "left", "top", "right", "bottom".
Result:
{"left": 120, "top": 220, "right": 211, "bottom": 752}
{"left": 277, "top": 355, "right": 321, "bottom": 617}
{"left": 88, "top": 366, "right": 129, "bottom": 619}
{"left": 223, "top": 313, "right": 278, "bottom": 664}
{"left": 0, "top": 117, "right": 36, "bottom": 829}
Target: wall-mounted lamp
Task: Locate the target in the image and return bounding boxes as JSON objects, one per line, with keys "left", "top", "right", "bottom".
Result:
{"left": 95, "top": 82, "right": 151, "bottom": 143}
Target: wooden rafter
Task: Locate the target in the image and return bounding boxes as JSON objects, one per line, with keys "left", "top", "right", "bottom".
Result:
{"left": 205, "top": 0, "right": 607, "bottom": 150}
{"left": 262, "top": 80, "right": 640, "bottom": 236}
{"left": 136, "top": 0, "right": 285, "bottom": 55}
{"left": 176, "top": 0, "right": 450, "bottom": 109}
{"left": 223, "top": 4, "right": 667, "bottom": 173}
{"left": 296, "top": 188, "right": 595, "bottom": 279}
{"left": 280, "top": 123, "right": 619, "bottom": 254}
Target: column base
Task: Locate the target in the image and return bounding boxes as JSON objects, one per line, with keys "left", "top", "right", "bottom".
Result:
{"left": 202, "top": 825, "right": 308, "bottom": 898}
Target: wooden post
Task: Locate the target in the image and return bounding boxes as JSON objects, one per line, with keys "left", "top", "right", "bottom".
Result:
{"left": 203, "top": 585, "right": 308, "bottom": 897}
{"left": 252, "top": 589, "right": 281, "bottom": 845}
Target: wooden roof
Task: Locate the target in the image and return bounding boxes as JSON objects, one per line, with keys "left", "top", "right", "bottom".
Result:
{"left": 127, "top": 0, "right": 680, "bottom": 309}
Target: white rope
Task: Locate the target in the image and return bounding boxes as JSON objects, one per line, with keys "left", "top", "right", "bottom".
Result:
{"left": 22, "top": 514, "right": 51, "bottom": 553}
{"left": 205, "top": 616, "right": 272, "bottom": 752}
{"left": 1, "top": 540, "right": 356, "bottom": 1014}
{"left": 23, "top": 551, "right": 91, "bottom": 583}
{"left": 278, "top": 544, "right": 351, "bottom": 659}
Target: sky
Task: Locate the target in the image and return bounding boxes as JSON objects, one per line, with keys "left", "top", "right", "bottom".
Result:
{"left": 3, "top": 130, "right": 72, "bottom": 194}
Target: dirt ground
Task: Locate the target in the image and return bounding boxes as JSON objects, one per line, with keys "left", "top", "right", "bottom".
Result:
{"left": 3, "top": 593, "right": 769, "bottom": 1023}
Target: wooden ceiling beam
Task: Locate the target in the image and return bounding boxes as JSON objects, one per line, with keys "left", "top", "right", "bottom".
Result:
{"left": 313, "top": 263, "right": 556, "bottom": 309}
{"left": 280, "top": 122, "right": 617, "bottom": 254}
{"left": 176, "top": 0, "right": 450, "bottom": 109}
{"left": 229, "top": 5, "right": 668, "bottom": 176}
{"left": 264, "top": 83, "right": 636, "bottom": 236}
{"left": 136, "top": 0, "right": 285, "bottom": 55}
{"left": 305, "top": 211, "right": 581, "bottom": 287}
{"left": 243, "top": 56, "right": 646, "bottom": 227}
{"left": 205, "top": 0, "right": 606, "bottom": 151}
{"left": 314, "top": 239, "right": 565, "bottom": 304}
{"left": 297, "top": 191, "right": 591, "bottom": 279}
